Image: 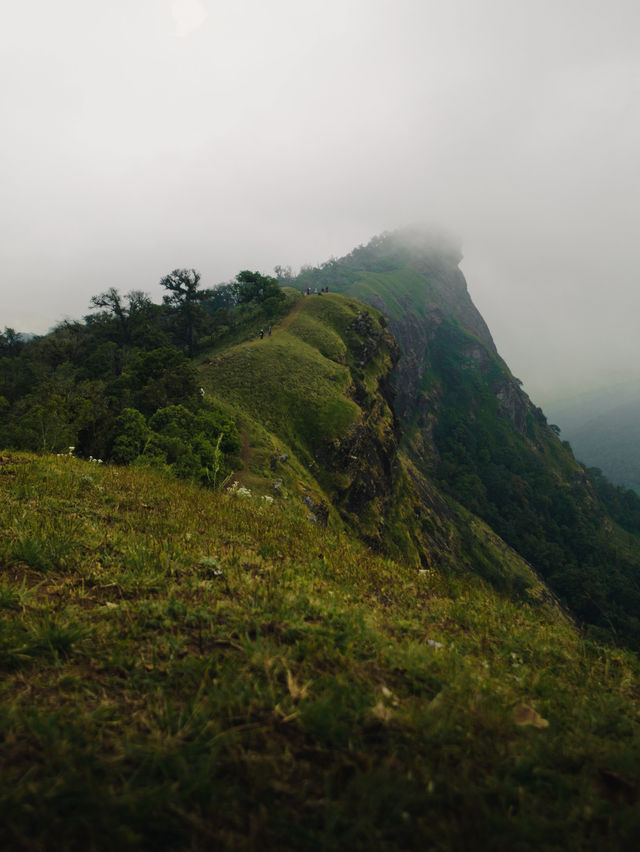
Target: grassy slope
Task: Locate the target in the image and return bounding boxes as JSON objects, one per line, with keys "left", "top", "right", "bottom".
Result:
{"left": 327, "top": 268, "right": 431, "bottom": 323}
{"left": 1, "top": 452, "right": 640, "bottom": 850}
{"left": 198, "top": 293, "right": 398, "bottom": 532}
{"left": 203, "top": 295, "right": 359, "bottom": 460}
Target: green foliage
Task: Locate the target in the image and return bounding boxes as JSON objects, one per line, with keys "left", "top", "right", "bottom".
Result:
{"left": 119, "top": 346, "right": 199, "bottom": 415}
{"left": 421, "top": 321, "right": 640, "bottom": 645}
{"left": 110, "top": 402, "right": 240, "bottom": 486}
{"left": 0, "top": 327, "right": 25, "bottom": 358}
{"left": 588, "top": 466, "right": 640, "bottom": 534}
{"left": 235, "top": 269, "right": 285, "bottom": 311}
{"left": 160, "top": 268, "right": 212, "bottom": 356}
{"left": 111, "top": 408, "right": 148, "bottom": 463}
{"left": 0, "top": 277, "right": 243, "bottom": 486}
{"left": 200, "top": 287, "right": 299, "bottom": 356}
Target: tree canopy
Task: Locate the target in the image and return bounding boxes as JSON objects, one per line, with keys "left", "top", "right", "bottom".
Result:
{"left": 160, "top": 268, "right": 212, "bottom": 357}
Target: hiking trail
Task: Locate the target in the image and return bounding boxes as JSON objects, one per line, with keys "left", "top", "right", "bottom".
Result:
{"left": 272, "top": 296, "right": 308, "bottom": 334}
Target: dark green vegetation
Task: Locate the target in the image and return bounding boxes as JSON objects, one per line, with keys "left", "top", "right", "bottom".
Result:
{"left": 0, "top": 270, "right": 287, "bottom": 484}
{"left": 2, "top": 453, "right": 640, "bottom": 850}
{"left": 3, "top": 229, "right": 640, "bottom": 848}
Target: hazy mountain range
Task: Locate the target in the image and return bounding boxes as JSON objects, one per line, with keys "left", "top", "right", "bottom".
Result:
{"left": 544, "top": 382, "right": 640, "bottom": 494}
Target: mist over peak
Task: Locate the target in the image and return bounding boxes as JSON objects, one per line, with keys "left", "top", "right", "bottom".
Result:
{"left": 2, "top": 1, "right": 639, "bottom": 399}
{"left": 366, "top": 226, "right": 462, "bottom": 262}
{"left": 384, "top": 225, "right": 463, "bottom": 263}
{"left": 330, "top": 226, "right": 463, "bottom": 277}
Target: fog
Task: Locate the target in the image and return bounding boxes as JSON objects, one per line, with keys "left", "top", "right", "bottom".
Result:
{"left": 2, "top": 0, "right": 639, "bottom": 401}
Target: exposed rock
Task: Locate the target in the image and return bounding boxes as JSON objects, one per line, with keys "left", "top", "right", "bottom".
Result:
{"left": 348, "top": 311, "right": 388, "bottom": 368}
{"left": 461, "top": 343, "right": 492, "bottom": 371}
{"left": 305, "top": 313, "right": 403, "bottom": 548}
{"left": 301, "top": 492, "right": 329, "bottom": 526}
{"left": 494, "top": 379, "right": 530, "bottom": 433}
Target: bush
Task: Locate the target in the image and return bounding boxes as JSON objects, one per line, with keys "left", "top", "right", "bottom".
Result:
{"left": 111, "top": 408, "right": 148, "bottom": 464}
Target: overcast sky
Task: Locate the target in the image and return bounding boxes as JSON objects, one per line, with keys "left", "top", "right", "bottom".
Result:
{"left": 2, "top": 0, "right": 639, "bottom": 401}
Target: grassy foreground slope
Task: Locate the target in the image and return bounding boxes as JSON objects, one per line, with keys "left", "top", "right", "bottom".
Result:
{"left": 1, "top": 453, "right": 640, "bottom": 850}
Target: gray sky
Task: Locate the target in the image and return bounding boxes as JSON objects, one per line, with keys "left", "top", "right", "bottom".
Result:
{"left": 2, "top": 0, "right": 639, "bottom": 401}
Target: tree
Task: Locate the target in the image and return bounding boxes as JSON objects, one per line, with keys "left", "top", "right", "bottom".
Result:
{"left": 273, "top": 265, "right": 294, "bottom": 284}
{"left": 89, "top": 289, "right": 129, "bottom": 344}
{"left": 111, "top": 408, "right": 148, "bottom": 464}
{"left": 123, "top": 347, "right": 199, "bottom": 416}
{"left": 160, "top": 269, "right": 211, "bottom": 356}
{"left": 88, "top": 289, "right": 163, "bottom": 361}
{"left": 0, "top": 328, "right": 24, "bottom": 359}
{"left": 234, "top": 270, "right": 284, "bottom": 306}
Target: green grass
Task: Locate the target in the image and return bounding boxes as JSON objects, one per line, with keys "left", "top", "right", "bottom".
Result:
{"left": 1, "top": 451, "right": 640, "bottom": 849}
{"left": 204, "top": 318, "right": 358, "bottom": 452}
{"left": 334, "top": 267, "right": 435, "bottom": 323}
{"left": 198, "top": 293, "right": 398, "bottom": 529}
{"left": 196, "top": 287, "right": 301, "bottom": 359}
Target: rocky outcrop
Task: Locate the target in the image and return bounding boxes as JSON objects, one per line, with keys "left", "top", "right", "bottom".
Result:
{"left": 317, "top": 310, "right": 402, "bottom": 547}
{"left": 348, "top": 310, "right": 387, "bottom": 367}
{"left": 494, "top": 378, "right": 531, "bottom": 433}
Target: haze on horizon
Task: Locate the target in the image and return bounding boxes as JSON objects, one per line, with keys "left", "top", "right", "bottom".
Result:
{"left": 2, "top": 0, "right": 639, "bottom": 402}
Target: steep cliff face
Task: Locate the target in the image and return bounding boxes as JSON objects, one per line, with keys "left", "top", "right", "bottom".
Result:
{"left": 298, "top": 228, "right": 538, "bottom": 448}
{"left": 315, "top": 307, "right": 402, "bottom": 546}
{"left": 296, "top": 228, "right": 640, "bottom": 648}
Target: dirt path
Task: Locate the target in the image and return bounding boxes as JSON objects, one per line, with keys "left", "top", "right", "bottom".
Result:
{"left": 225, "top": 294, "right": 309, "bottom": 355}
{"left": 273, "top": 296, "right": 309, "bottom": 334}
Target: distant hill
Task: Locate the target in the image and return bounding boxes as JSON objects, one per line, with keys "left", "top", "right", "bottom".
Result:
{"left": 544, "top": 382, "right": 640, "bottom": 494}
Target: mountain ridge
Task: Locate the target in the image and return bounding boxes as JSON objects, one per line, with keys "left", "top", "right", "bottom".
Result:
{"left": 3, "top": 230, "right": 640, "bottom": 646}
{"left": 296, "top": 227, "right": 640, "bottom": 647}
{"left": 3, "top": 232, "right": 640, "bottom": 847}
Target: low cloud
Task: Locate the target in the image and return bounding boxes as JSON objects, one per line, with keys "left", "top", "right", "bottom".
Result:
{"left": 1, "top": 1, "right": 639, "bottom": 402}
